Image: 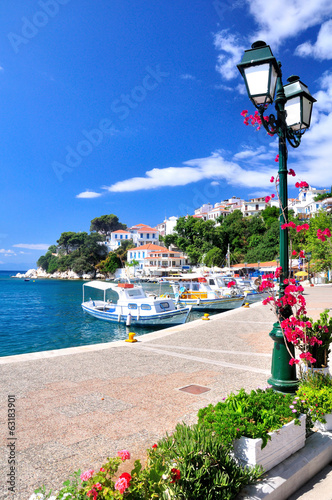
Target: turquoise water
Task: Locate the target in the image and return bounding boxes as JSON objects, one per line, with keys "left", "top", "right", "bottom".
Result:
{"left": 0, "top": 272, "right": 205, "bottom": 357}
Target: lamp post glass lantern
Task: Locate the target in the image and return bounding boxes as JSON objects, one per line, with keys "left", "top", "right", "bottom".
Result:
{"left": 238, "top": 41, "right": 316, "bottom": 393}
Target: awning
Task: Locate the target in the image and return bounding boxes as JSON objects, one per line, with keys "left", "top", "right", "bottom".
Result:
{"left": 295, "top": 271, "right": 308, "bottom": 277}
{"left": 83, "top": 281, "right": 115, "bottom": 291}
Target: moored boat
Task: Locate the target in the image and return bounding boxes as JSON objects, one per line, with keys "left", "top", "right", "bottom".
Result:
{"left": 81, "top": 281, "right": 192, "bottom": 326}
{"left": 171, "top": 275, "right": 245, "bottom": 310}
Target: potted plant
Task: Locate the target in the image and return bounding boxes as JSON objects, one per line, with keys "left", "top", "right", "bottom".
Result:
{"left": 300, "top": 309, "right": 332, "bottom": 370}
{"left": 297, "top": 371, "right": 332, "bottom": 431}
{"left": 197, "top": 388, "right": 306, "bottom": 472}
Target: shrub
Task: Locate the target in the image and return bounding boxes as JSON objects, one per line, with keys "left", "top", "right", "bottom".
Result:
{"left": 198, "top": 388, "right": 304, "bottom": 449}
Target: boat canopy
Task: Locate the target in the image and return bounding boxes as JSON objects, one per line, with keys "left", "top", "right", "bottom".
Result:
{"left": 83, "top": 280, "right": 116, "bottom": 302}
{"left": 83, "top": 281, "right": 115, "bottom": 291}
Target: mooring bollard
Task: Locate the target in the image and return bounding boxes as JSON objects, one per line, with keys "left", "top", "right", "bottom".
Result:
{"left": 242, "top": 302, "right": 250, "bottom": 308}
{"left": 125, "top": 332, "right": 137, "bottom": 343}
{"left": 202, "top": 313, "right": 210, "bottom": 321}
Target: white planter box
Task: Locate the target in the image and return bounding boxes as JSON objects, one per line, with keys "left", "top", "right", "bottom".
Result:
{"left": 315, "top": 413, "right": 332, "bottom": 431}
{"left": 233, "top": 414, "right": 306, "bottom": 472}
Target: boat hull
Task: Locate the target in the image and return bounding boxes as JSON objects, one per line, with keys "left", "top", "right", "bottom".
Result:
{"left": 82, "top": 302, "right": 191, "bottom": 326}
{"left": 176, "top": 295, "right": 244, "bottom": 310}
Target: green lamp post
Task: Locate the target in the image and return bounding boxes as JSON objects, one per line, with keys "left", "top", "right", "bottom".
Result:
{"left": 238, "top": 41, "right": 316, "bottom": 393}
{"left": 306, "top": 251, "right": 312, "bottom": 284}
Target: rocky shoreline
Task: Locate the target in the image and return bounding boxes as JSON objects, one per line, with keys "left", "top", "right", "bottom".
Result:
{"left": 12, "top": 267, "right": 106, "bottom": 280}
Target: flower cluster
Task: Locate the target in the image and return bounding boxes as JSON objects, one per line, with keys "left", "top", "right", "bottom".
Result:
{"left": 317, "top": 228, "right": 332, "bottom": 242}
{"left": 295, "top": 181, "right": 309, "bottom": 189}
{"left": 115, "top": 472, "right": 132, "bottom": 495}
{"left": 227, "top": 280, "right": 236, "bottom": 288}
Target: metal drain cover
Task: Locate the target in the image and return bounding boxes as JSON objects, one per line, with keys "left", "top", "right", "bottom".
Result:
{"left": 178, "top": 384, "right": 210, "bottom": 395}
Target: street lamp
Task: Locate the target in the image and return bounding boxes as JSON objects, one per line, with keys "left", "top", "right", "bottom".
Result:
{"left": 238, "top": 41, "right": 316, "bottom": 393}
{"left": 306, "top": 252, "right": 312, "bottom": 284}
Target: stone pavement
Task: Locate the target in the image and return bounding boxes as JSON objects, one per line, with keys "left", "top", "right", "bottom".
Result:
{"left": 0, "top": 285, "right": 331, "bottom": 499}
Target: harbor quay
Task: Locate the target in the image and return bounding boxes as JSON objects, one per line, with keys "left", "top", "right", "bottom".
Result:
{"left": 1, "top": 286, "right": 332, "bottom": 499}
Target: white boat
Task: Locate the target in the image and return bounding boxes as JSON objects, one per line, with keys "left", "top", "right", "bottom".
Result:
{"left": 171, "top": 275, "right": 245, "bottom": 310}
{"left": 81, "top": 281, "right": 192, "bottom": 326}
{"left": 207, "top": 275, "right": 266, "bottom": 304}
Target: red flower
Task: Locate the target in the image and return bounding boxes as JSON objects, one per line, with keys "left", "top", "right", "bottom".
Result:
{"left": 227, "top": 281, "right": 236, "bottom": 288}
{"left": 265, "top": 196, "right": 271, "bottom": 203}
{"left": 275, "top": 154, "right": 279, "bottom": 162}
{"left": 152, "top": 444, "right": 158, "bottom": 449}
{"left": 120, "top": 472, "right": 132, "bottom": 486}
{"left": 270, "top": 176, "right": 274, "bottom": 183}
{"left": 295, "top": 182, "right": 300, "bottom": 188}
{"left": 170, "top": 468, "right": 181, "bottom": 483}
{"left": 292, "top": 250, "right": 297, "bottom": 256}
{"left": 288, "top": 168, "right": 296, "bottom": 176}
{"left": 241, "top": 110, "right": 248, "bottom": 117}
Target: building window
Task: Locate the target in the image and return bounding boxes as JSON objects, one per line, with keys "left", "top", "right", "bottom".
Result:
{"left": 147, "top": 234, "right": 150, "bottom": 239}
{"left": 256, "top": 205, "right": 259, "bottom": 210}
{"left": 115, "top": 234, "right": 117, "bottom": 238}
{"left": 120, "top": 235, "right": 123, "bottom": 239}
{"left": 140, "top": 233, "right": 143, "bottom": 238}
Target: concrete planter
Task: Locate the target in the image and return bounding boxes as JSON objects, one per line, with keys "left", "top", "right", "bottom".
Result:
{"left": 233, "top": 414, "right": 306, "bottom": 472}
{"left": 315, "top": 413, "right": 332, "bottom": 431}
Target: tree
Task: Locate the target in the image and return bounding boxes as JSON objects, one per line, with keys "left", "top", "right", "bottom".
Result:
{"left": 204, "top": 247, "right": 224, "bottom": 267}
{"left": 115, "top": 240, "right": 136, "bottom": 265}
{"left": 97, "top": 253, "right": 121, "bottom": 275}
{"left": 306, "top": 211, "right": 332, "bottom": 272}
{"left": 56, "top": 232, "right": 77, "bottom": 254}
{"left": 90, "top": 214, "right": 126, "bottom": 235}
{"left": 261, "top": 206, "right": 279, "bottom": 229}
{"left": 127, "top": 259, "right": 140, "bottom": 276}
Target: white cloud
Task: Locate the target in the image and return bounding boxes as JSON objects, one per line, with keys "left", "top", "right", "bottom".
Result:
{"left": 247, "top": 0, "right": 332, "bottom": 48}
{"left": 233, "top": 146, "right": 266, "bottom": 160}
{"left": 104, "top": 71, "right": 332, "bottom": 195}
{"left": 180, "top": 74, "right": 196, "bottom": 80}
{"left": 105, "top": 151, "right": 277, "bottom": 193}
{"left": 296, "top": 20, "right": 332, "bottom": 60}
{"left": 210, "top": 181, "right": 220, "bottom": 186}
{"left": 76, "top": 190, "right": 102, "bottom": 199}
{"left": 214, "top": 30, "right": 245, "bottom": 80}
{"left": 13, "top": 244, "right": 51, "bottom": 250}
{"left": 0, "top": 249, "right": 15, "bottom": 254}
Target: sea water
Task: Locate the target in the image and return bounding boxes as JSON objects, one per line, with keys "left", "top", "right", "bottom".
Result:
{"left": 0, "top": 272, "right": 205, "bottom": 357}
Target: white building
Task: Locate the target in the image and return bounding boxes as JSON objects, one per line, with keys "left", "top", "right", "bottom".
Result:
{"left": 127, "top": 243, "right": 169, "bottom": 271}
{"left": 290, "top": 186, "right": 327, "bottom": 219}
{"left": 207, "top": 205, "right": 230, "bottom": 221}
{"left": 156, "top": 216, "right": 178, "bottom": 236}
{"left": 105, "top": 224, "right": 159, "bottom": 252}
{"left": 241, "top": 197, "right": 270, "bottom": 217}
{"left": 144, "top": 248, "right": 189, "bottom": 277}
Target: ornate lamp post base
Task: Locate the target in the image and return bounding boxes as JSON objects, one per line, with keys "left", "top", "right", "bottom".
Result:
{"left": 268, "top": 322, "right": 298, "bottom": 393}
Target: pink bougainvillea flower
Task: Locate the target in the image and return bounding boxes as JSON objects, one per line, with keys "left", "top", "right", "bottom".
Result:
{"left": 270, "top": 176, "right": 274, "bottom": 183}
{"left": 275, "top": 154, "right": 279, "bottom": 162}
{"left": 289, "top": 358, "right": 300, "bottom": 366}
{"left": 323, "top": 228, "right": 331, "bottom": 238}
{"left": 241, "top": 110, "right": 248, "bottom": 117}
{"left": 271, "top": 193, "right": 275, "bottom": 198}
{"left": 288, "top": 168, "right": 296, "bottom": 176}
{"left": 81, "top": 469, "right": 95, "bottom": 482}
{"left": 227, "top": 281, "right": 236, "bottom": 288}
{"left": 100, "top": 467, "right": 105, "bottom": 472}
{"left": 295, "top": 182, "right": 300, "bottom": 188}
{"left": 117, "top": 449, "right": 131, "bottom": 461}
{"left": 292, "top": 250, "right": 297, "bottom": 256}
{"left": 265, "top": 196, "right": 271, "bottom": 203}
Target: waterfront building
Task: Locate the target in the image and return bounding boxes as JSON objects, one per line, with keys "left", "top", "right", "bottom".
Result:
{"left": 144, "top": 248, "right": 190, "bottom": 277}
{"left": 127, "top": 243, "right": 166, "bottom": 271}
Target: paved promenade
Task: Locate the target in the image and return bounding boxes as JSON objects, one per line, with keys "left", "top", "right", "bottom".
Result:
{"left": 0, "top": 285, "right": 331, "bottom": 499}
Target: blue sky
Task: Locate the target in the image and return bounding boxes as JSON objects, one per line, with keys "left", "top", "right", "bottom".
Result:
{"left": 1, "top": 0, "right": 332, "bottom": 269}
